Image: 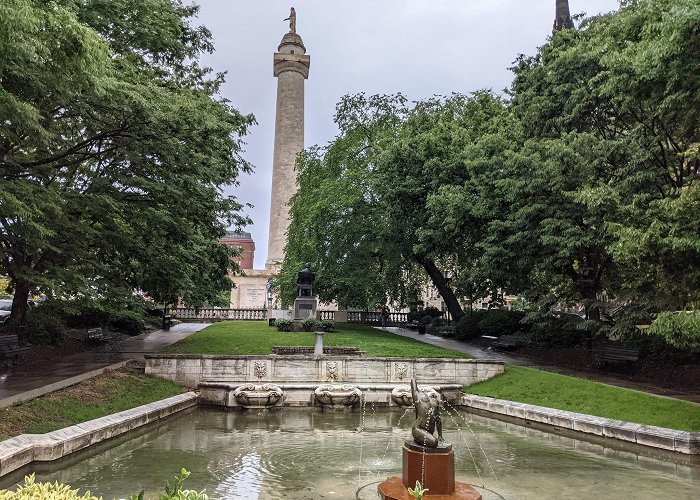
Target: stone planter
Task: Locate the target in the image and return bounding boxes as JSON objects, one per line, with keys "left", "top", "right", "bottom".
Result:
{"left": 391, "top": 385, "right": 440, "bottom": 407}
{"left": 233, "top": 384, "right": 284, "bottom": 409}
{"left": 314, "top": 384, "right": 363, "bottom": 407}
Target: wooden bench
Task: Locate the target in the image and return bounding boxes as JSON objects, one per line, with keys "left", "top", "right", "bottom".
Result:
{"left": 0, "top": 335, "right": 30, "bottom": 366}
{"left": 602, "top": 347, "right": 639, "bottom": 372}
{"left": 493, "top": 335, "right": 518, "bottom": 350}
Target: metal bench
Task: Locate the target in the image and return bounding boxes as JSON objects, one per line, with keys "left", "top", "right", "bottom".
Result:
{"left": 602, "top": 347, "right": 639, "bottom": 372}
{"left": 493, "top": 335, "right": 518, "bottom": 350}
{"left": 87, "top": 327, "right": 119, "bottom": 352}
{"left": 436, "top": 326, "right": 456, "bottom": 338}
{"left": 0, "top": 334, "right": 30, "bottom": 366}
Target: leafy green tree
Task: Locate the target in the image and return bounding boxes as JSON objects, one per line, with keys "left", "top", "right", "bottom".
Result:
{"left": 507, "top": 0, "right": 699, "bottom": 316}
{"left": 278, "top": 94, "right": 411, "bottom": 309}
{"left": 280, "top": 93, "right": 512, "bottom": 320}
{"left": 0, "top": 0, "right": 253, "bottom": 332}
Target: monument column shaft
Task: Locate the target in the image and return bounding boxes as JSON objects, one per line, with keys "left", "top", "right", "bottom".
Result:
{"left": 265, "top": 22, "right": 310, "bottom": 271}
{"left": 266, "top": 69, "right": 305, "bottom": 270}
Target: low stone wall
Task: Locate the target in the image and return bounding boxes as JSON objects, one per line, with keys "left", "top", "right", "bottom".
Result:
{"left": 0, "top": 392, "right": 198, "bottom": 478}
{"left": 462, "top": 394, "right": 700, "bottom": 455}
{"left": 144, "top": 355, "right": 504, "bottom": 389}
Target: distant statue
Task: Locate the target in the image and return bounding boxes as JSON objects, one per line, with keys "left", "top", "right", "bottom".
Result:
{"left": 284, "top": 7, "right": 297, "bottom": 33}
{"left": 410, "top": 378, "right": 444, "bottom": 448}
{"left": 296, "top": 262, "right": 315, "bottom": 297}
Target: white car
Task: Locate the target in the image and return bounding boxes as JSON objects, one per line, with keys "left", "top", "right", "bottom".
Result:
{"left": 0, "top": 299, "right": 12, "bottom": 325}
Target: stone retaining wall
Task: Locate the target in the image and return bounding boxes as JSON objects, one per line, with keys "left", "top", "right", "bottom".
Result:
{"left": 0, "top": 392, "right": 198, "bottom": 478}
{"left": 462, "top": 394, "right": 700, "bottom": 455}
{"left": 144, "top": 355, "right": 505, "bottom": 388}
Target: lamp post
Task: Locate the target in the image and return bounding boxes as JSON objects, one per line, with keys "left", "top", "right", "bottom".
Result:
{"left": 443, "top": 270, "right": 453, "bottom": 324}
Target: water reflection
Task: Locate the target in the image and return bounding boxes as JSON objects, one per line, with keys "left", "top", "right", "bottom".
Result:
{"left": 0, "top": 408, "right": 698, "bottom": 499}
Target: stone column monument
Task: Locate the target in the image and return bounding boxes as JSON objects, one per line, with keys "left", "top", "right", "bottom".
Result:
{"left": 553, "top": 0, "right": 574, "bottom": 32}
{"left": 265, "top": 8, "right": 310, "bottom": 271}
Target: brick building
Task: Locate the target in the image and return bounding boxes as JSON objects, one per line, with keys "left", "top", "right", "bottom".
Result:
{"left": 220, "top": 231, "right": 255, "bottom": 270}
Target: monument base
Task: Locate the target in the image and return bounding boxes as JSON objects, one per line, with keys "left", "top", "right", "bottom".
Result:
{"left": 378, "top": 441, "right": 482, "bottom": 500}
{"left": 293, "top": 297, "right": 317, "bottom": 320}
{"left": 377, "top": 477, "right": 482, "bottom": 500}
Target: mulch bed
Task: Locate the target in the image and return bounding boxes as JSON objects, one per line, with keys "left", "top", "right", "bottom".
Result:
{"left": 511, "top": 343, "right": 700, "bottom": 393}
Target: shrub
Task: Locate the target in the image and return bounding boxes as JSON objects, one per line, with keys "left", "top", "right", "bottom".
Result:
{"left": 455, "top": 312, "right": 484, "bottom": 340}
{"left": 421, "top": 307, "right": 444, "bottom": 320}
{"left": 26, "top": 305, "right": 66, "bottom": 345}
{"left": 420, "top": 315, "right": 434, "bottom": 326}
{"left": 647, "top": 311, "right": 700, "bottom": 352}
{"left": 521, "top": 314, "right": 586, "bottom": 348}
{"left": 319, "top": 320, "right": 335, "bottom": 332}
{"left": 275, "top": 319, "right": 294, "bottom": 332}
{"left": 478, "top": 309, "right": 525, "bottom": 338}
{"left": 301, "top": 318, "right": 319, "bottom": 331}
{"left": 130, "top": 468, "right": 208, "bottom": 500}
{"left": 425, "top": 317, "right": 445, "bottom": 335}
{"left": 108, "top": 310, "right": 146, "bottom": 336}
{"left": 0, "top": 474, "right": 98, "bottom": 499}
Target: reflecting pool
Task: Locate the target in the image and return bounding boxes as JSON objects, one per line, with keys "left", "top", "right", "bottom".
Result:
{"left": 1, "top": 408, "right": 698, "bottom": 499}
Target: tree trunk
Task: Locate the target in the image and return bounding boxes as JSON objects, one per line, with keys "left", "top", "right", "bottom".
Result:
{"left": 414, "top": 254, "right": 464, "bottom": 322}
{"left": 8, "top": 278, "right": 31, "bottom": 342}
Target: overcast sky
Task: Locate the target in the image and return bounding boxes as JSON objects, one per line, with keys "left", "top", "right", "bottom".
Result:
{"left": 195, "top": 0, "right": 621, "bottom": 269}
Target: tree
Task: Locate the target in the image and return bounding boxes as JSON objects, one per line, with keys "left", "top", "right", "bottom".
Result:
{"left": 506, "top": 0, "right": 700, "bottom": 317}
{"left": 278, "top": 94, "right": 411, "bottom": 309}
{"left": 280, "top": 93, "right": 511, "bottom": 320}
{"left": 0, "top": 0, "right": 254, "bottom": 332}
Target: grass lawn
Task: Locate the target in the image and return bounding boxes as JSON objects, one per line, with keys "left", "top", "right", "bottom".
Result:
{"left": 466, "top": 365, "right": 700, "bottom": 431}
{"left": 161, "top": 321, "right": 470, "bottom": 358}
{"left": 0, "top": 370, "right": 185, "bottom": 441}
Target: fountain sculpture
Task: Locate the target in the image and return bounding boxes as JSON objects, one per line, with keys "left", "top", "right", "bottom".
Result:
{"left": 378, "top": 378, "right": 482, "bottom": 499}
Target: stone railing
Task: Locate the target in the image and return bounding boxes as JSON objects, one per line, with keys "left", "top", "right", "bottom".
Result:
{"left": 346, "top": 311, "right": 410, "bottom": 325}
{"left": 318, "top": 310, "right": 336, "bottom": 321}
{"left": 171, "top": 308, "right": 267, "bottom": 322}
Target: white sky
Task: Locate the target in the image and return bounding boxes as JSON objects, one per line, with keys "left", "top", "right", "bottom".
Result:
{"left": 195, "top": 0, "right": 621, "bottom": 269}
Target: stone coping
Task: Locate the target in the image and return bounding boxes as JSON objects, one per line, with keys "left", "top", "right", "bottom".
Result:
{"left": 146, "top": 353, "right": 503, "bottom": 363}
{"left": 462, "top": 394, "right": 700, "bottom": 455}
{"left": 199, "top": 381, "right": 463, "bottom": 391}
{"left": 0, "top": 392, "right": 198, "bottom": 478}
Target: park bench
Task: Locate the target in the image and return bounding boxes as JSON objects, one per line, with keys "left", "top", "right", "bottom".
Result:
{"left": 493, "top": 335, "right": 518, "bottom": 350}
{"left": 0, "top": 335, "right": 30, "bottom": 366}
{"left": 435, "top": 325, "right": 456, "bottom": 338}
{"left": 87, "top": 327, "right": 119, "bottom": 352}
{"left": 601, "top": 347, "right": 639, "bottom": 372}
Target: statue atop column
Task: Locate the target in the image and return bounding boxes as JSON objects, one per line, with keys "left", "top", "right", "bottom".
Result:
{"left": 284, "top": 7, "right": 297, "bottom": 33}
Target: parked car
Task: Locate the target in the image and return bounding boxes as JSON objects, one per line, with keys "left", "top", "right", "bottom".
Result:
{"left": 0, "top": 299, "right": 12, "bottom": 324}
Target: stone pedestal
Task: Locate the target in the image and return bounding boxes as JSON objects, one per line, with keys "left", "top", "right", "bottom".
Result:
{"left": 294, "top": 297, "right": 317, "bottom": 320}
{"left": 378, "top": 440, "right": 482, "bottom": 500}
{"left": 314, "top": 331, "right": 325, "bottom": 355}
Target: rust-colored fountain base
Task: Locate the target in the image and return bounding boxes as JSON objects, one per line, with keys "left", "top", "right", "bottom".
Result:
{"left": 378, "top": 440, "right": 482, "bottom": 500}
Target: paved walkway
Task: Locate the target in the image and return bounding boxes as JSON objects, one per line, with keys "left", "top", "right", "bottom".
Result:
{"left": 2, "top": 323, "right": 697, "bottom": 406}
{"left": 0, "top": 323, "right": 206, "bottom": 402}
{"left": 380, "top": 327, "right": 700, "bottom": 404}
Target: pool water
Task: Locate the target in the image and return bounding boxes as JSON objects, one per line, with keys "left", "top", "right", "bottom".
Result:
{"left": 1, "top": 407, "right": 698, "bottom": 499}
